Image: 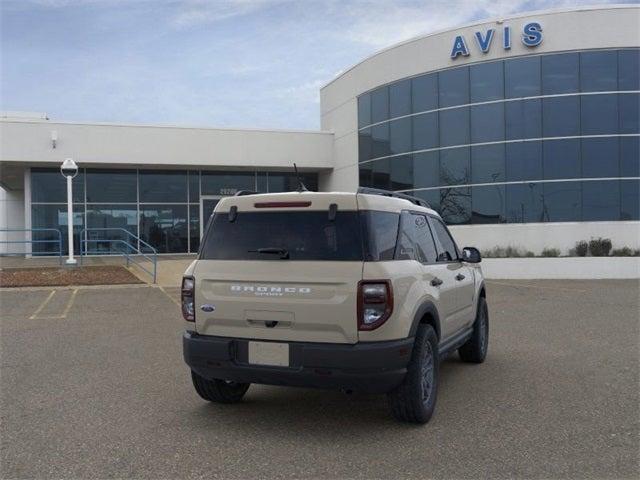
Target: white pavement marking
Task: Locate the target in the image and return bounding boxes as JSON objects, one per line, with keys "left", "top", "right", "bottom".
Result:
{"left": 30, "top": 289, "right": 79, "bottom": 320}
{"left": 29, "top": 290, "right": 56, "bottom": 319}
{"left": 158, "top": 285, "right": 181, "bottom": 307}
{"left": 486, "top": 280, "right": 587, "bottom": 292}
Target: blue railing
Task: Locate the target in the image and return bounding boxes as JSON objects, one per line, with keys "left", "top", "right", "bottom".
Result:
{"left": 79, "top": 228, "right": 157, "bottom": 283}
{"left": 0, "top": 228, "right": 63, "bottom": 264}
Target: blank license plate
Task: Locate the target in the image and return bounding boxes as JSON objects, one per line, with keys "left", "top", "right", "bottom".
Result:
{"left": 248, "top": 341, "right": 289, "bottom": 367}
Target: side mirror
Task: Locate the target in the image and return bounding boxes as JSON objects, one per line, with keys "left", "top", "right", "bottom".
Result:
{"left": 462, "top": 247, "right": 481, "bottom": 263}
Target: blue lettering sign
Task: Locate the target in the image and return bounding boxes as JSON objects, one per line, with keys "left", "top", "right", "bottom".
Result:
{"left": 450, "top": 35, "right": 470, "bottom": 59}
{"left": 522, "top": 22, "right": 543, "bottom": 47}
{"left": 503, "top": 26, "right": 511, "bottom": 50}
{"left": 474, "top": 29, "right": 495, "bottom": 53}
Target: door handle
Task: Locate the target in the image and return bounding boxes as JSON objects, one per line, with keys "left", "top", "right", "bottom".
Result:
{"left": 430, "top": 277, "right": 443, "bottom": 287}
{"left": 455, "top": 273, "right": 466, "bottom": 281}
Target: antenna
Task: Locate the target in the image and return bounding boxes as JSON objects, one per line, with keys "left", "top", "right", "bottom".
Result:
{"left": 293, "top": 163, "right": 309, "bottom": 192}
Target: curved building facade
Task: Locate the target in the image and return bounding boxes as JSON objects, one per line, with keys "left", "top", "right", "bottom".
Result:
{"left": 320, "top": 4, "right": 639, "bottom": 252}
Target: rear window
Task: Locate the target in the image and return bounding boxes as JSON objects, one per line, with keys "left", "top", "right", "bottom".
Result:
{"left": 200, "top": 211, "right": 364, "bottom": 261}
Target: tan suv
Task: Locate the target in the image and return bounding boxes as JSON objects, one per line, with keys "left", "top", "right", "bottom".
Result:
{"left": 182, "top": 188, "right": 488, "bottom": 423}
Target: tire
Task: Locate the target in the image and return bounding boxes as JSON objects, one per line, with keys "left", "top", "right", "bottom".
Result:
{"left": 458, "top": 296, "right": 489, "bottom": 363}
{"left": 387, "top": 324, "right": 439, "bottom": 424}
{"left": 191, "top": 370, "right": 250, "bottom": 404}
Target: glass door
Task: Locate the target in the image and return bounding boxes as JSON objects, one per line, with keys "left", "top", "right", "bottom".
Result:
{"left": 200, "top": 195, "right": 223, "bottom": 238}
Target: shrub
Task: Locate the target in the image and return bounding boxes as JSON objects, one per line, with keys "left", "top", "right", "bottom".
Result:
{"left": 611, "top": 247, "right": 640, "bottom": 257}
{"left": 574, "top": 240, "right": 589, "bottom": 257}
{"left": 540, "top": 248, "right": 560, "bottom": 257}
{"left": 481, "top": 246, "right": 534, "bottom": 258}
{"left": 589, "top": 237, "right": 612, "bottom": 257}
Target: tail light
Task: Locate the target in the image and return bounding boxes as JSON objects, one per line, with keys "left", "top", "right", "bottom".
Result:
{"left": 358, "top": 280, "right": 393, "bottom": 331}
{"left": 181, "top": 276, "right": 195, "bottom": 322}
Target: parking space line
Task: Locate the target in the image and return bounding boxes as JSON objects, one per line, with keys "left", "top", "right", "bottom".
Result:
{"left": 29, "top": 290, "right": 56, "bottom": 319}
{"left": 158, "top": 286, "right": 181, "bottom": 307}
{"left": 486, "top": 280, "right": 586, "bottom": 292}
{"left": 30, "top": 289, "right": 79, "bottom": 320}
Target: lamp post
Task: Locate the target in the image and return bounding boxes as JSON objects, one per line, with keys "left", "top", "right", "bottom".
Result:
{"left": 60, "top": 158, "right": 78, "bottom": 265}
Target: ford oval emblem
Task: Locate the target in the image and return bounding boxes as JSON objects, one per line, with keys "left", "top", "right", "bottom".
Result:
{"left": 200, "top": 304, "right": 215, "bottom": 312}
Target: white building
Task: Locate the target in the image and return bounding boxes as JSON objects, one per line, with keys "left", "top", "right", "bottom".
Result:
{"left": 1, "top": 5, "right": 638, "bottom": 256}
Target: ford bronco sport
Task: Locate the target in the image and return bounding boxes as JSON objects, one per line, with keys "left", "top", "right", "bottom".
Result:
{"left": 182, "top": 188, "right": 488, "bottom": 423}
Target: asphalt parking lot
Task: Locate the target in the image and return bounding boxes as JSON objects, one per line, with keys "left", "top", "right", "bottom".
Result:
{"left": 1, "top": 280, "right": 638, "bottom": 479}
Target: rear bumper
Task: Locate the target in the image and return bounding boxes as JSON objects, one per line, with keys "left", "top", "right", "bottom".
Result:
{"left": 183, "top": 331, "right": 414, "bottom": 394}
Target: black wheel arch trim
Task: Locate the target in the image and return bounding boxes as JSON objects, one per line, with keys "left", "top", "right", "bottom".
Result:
{"left": 408, "top": 301, "right": 441, "bottom": 340}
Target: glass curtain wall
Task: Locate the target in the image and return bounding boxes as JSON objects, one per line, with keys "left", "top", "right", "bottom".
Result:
{"left": 358, "top": 48, "right": 640, "bottom": 224}
{"left": 31, "top": 168, "right": 318, "bottom": 255}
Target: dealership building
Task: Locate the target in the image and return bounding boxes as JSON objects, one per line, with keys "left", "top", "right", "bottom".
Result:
{"left": 1, "top": 5, "right": 638, "bottom": 256}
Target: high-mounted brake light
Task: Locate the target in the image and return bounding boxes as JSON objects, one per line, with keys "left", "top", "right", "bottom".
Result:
{"left": 181, "top": 276, "right": 195, "bottom": 322}
{"left": 357, "top": 280, "right": 393, "bottom": 331}
{"left": 254, "top": 201, "right": 312, "bottom": 208}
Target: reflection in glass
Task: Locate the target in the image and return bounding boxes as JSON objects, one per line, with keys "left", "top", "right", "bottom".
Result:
{"left": 583, "top": 181, "right": 620, "bottom": 221}
{"left": 471, "top": 144, "right": 505, "bottom": 183}
{"left": 506, "top": 183, "right": 543, "bottom": 223}
{"left": 581, "top": 94, "right": 618, "bottom": 135}
{"left": 359, "top": 128, "right": 373, "bottom": 162}
{"left": 189, "top": 205, "right": 200, "bottom": 252}
{"left": 389, "top": 117, "right": 412, "bottom": 155}
{"left": 139, "top": 170, "right": 187, "bottom": 203}
{"left": 621, "top": 180, "right": 640, "bottom": 220}
{"left": 439, "top": 67, "right": 469, "bottom": 108}
{"left": 618, "top": 49, "right": 640, "bottom": 91}
{"left": 440, "top": 147, "right": 470, "bottom": 186}
{"left": 580, "top": 51, "right": 617, "bottom": 92}
{"left": 439, "top": 108, "right": 469, "bottom": 147}
{"left": 31, "top": 168, "right": 85, "bottom": 203}
{"left": 543, "top": 96, "right": 580, "bottom": 137}
{"left": 440, "top": 187, "right": 471, "bottom": 225}
{"left": 582, "top": 137, "right": 619, "bottom": 178}
{"left": 542, "top": 52, "right": 579, "bottom": 94}
{"left": 390, "top": 155, "right": 413, "bottom": 191}
{"left": 470, "top": 103, "right": 504, "bottom": 143}
{"left": 371, "top": 86, "right": 389, "bottom": 123}
{"left": 470, "top": 61, "right": 504, "bottom": 102}
{"left": 86, "top": 205, "right": 138, "bottom": 254}
{"left": 371, "top": 123, "right": 390, "bottom": 158}
{"left": 505, "top": 56, "right": 541, "bottom": 98}
{"left": 359, "top": 163, "right": 373, "bottom": 188}
{"left": 620, "top": 137, "right": 640, "bottom": 177}
{"left": 505, "top": 99, "right": 542, "bottom": 140}
{"left": 358, "top": 94, "right": 371, "bottom": 128}
{"left": 471, "top": 185, "right": 505, "bottom": 224}
{"left": 412, "top": 73, "right": 438, "bottom": 113}
{"left": 31, "top": 204, "right": 84, "bottom": 255}
{"left": 543, "top": 139, "right": 580, "bottom": 180}
{"left": 412, "top": 112, "right": 438, "bottom": 151}
{"left": 411, "top": 189, "right": 440, "bottom": 213}
{"left": 86, "top": 169, "right": 136, "bottom": 203}
{"left": 372, "top": 159, "right": 391, "bottom": 190}
{"left": 506, "top": 142, "right": 543, "bottom": 182}
{"left": 188, "top": 171, "right": 200, "bottom": 202}
{"left": 267, "top": 173, "right": 318, "bottom": 192}
{"left": 619, "top": 93, "right": 639, "bottom": 134}
{"left": 390, "top": 79, "right": 411, "bottom": 118}
{"left": 542, "top": 181, "right": 581, "bottom": 222}
{"left": 413, "top": 151, "right": 440, "bottom": 189}
{"left": 139, "top": 205, "right": 188, "bottom": 253}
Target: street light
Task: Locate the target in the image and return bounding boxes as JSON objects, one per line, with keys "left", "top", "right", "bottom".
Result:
{"left": 60, "top": 158, "right": 78, "bottom": 265}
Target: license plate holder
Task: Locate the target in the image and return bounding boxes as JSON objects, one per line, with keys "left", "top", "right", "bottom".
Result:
{"left": 248, "top": 341, "right": 289, "bottom": 367}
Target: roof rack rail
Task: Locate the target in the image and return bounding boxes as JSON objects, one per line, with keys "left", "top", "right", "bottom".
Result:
{"left": 234, "top": 190, "right": 258, "bottom": 196}
{"left": 357, "top": 187, "right": 430, "bottom": 208}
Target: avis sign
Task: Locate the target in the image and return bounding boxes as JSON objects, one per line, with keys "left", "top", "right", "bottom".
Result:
{"left": 450, "top": 22, "right": 543, "bottom": 59}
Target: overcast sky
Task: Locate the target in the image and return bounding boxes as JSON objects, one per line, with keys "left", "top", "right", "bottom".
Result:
{"left": 1, "top": 0, "right": 636, "bottom": 130}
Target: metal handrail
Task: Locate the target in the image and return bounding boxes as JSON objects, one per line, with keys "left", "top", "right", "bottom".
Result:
{"left": 79, "top": 228, "right": 157, "bottom": 283}
{"left": 0, "top": 228, "right": 63, "bottom": 264}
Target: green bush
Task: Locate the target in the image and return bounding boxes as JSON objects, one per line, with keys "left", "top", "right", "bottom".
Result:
{"left": 589, "top": 237, "right": 612, "bottom": 257}
{"left": 540, "top": 248, "right": 560, "bottom": 257}
{"left": 481, "top": 246, "right": 535, "bottom": 258}
{"left": 610, "top": 247, "right": 640, "bottom": 257}
{"left": 574, "top": 240, "right": 588, "bottom": 257}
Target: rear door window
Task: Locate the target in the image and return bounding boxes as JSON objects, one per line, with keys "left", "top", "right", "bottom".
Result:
{"left": 200, "top": 211, "right": 363, "bottom": 261}
{"left": 396, "top": 212, "right": 438, "bottom": 263}
{"left": 360, "top": 211, "right": 400, "bottom": 261}
{"left": 429, "top": 217, "right": 460, "bottom": 261}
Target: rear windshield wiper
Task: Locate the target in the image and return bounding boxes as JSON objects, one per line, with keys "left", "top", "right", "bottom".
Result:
{"left": 248, "top": 247, "right": 290, "bottom": 259}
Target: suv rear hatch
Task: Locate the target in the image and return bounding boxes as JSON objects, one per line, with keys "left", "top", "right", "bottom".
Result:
{"left": 193, "top": 193, "right": 363, "bottom": 344}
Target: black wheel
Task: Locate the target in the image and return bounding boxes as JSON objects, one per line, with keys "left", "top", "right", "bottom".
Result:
{"left": 459, "top": 296, "right": 489, "bottom": 363}
{"left": 191, "top": 370, "right": 250, "bottom": 403}
{"left": 387, "top": 324, "right": 439, "bottom": 424}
